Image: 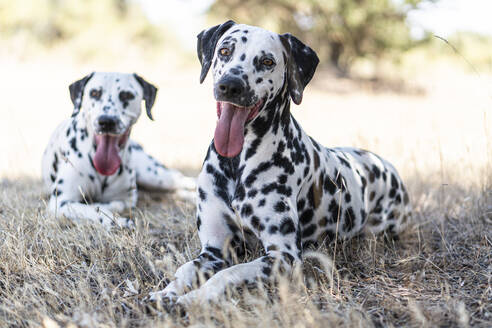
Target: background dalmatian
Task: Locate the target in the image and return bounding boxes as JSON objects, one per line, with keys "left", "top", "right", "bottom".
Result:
{"left": 42, "top": 72, "right": 196, "bottom": 228}
{"left": 149, "top": 21, "right": 412, "bottom": 306}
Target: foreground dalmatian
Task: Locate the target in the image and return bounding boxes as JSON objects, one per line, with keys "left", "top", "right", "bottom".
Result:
{"left": 149, "top": 21, "right": 411, "bottom": 306}
{"left": 42, "top": 72, "right": 195, "bottom": 228}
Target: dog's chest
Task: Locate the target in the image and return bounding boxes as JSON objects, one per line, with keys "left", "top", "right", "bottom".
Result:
{"left": 87, "top": 170, "right": 133, "bottom": 202}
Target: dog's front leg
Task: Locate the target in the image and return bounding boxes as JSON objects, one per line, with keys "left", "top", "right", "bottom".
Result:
{"left": 148, "top": 151, "right": 240, "bottom": 303}
{"left": 47, "top": 175, "right": 134, "bottom": 229}
{"left": 177, "top": 195, "right": 302, "bottom": 305}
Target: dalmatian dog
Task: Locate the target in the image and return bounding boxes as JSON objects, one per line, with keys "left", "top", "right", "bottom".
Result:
{"left": 149, "top": 21, "right": 411, "bottom": 306}
{"left": 42, "top": 72, "right": 195, "bottom": 228}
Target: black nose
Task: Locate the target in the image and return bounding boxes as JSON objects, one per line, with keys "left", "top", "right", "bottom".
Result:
{"left": 97, "top": 115, "right": 118, "bottom": 133}
{"left": 216, "top": 76, "right": 245, "bottom": 99}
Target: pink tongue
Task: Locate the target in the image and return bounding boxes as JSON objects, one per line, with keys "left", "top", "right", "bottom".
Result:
{"left": 214, "top": 102, "right": 250, "bottom": 158}
{"left": 93, "top": 135, "right": 121, "bottom": 176}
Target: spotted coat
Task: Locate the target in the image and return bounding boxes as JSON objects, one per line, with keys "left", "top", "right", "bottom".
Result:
{"left": 42, "top": 72, "right": 195, "bottom": 228}
{"left": 149, "top": 22, "right": 412, "bottom": 305}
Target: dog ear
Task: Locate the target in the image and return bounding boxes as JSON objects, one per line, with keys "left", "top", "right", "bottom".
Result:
{"left": 133, "top": 73, "right": 158, "bottom": 120}
{"left": 197, "top": 20, "right": 236, "bottom": 84}
{"left": 280, "top": 33, "right": 319, "bottom": 105}
{"left": 69, "top": 72, "right": 94, "bottom": 117}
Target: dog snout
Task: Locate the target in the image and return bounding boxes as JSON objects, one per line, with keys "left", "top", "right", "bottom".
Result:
{"left": 216, "top": 76, "right": 246, "bottom": 100}
{"left": 96, "top": 115, "right": 119, "bottom": 133}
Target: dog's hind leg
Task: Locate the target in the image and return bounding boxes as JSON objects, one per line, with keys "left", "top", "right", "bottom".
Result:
{"left": 129, "top": 141, "right": 196, "bottom": 193}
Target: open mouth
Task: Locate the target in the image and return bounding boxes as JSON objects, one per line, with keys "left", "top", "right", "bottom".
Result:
{"left": 214, "top": 99, "right": 263, "bottom": 158}
{"left": 93, "top": 129, "right": 130, "bottom": 176}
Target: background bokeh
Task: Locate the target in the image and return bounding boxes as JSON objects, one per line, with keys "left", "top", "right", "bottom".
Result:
{"left": 0, "top": 0, "right": 490, "bottom": 179}
{"left": 0, "top": 2, "right": 491, "bottom": 327}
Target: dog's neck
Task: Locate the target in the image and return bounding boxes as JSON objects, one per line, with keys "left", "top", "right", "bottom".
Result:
{"left": 242, "top": 79, "right": 294, "bottom": 158}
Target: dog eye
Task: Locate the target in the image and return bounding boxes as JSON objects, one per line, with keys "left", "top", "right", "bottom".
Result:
{"left": 89, "top": 89, "right": 102, "bottom": 100}
{"left": 262, "top": 58, "right": 274, "bottom": 66}
{"left": 219, "top": 48, "right": 231, "bottom": 56}
{"left": 119, "top": 91, "right": 135, "bottom": 102}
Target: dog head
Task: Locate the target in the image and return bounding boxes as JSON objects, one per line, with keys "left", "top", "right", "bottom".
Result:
{"left": 68, "top": 72, "right": 157, "bottom": 175}
{"left": 197, "top": 21, "right": 319, "bottom": 157}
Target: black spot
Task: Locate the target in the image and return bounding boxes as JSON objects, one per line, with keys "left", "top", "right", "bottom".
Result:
{"left": 278, "top": 174, "right": 288, "bottom": 184}
{"left": 320, "top": 230, "right": 336, "bottom": 245}
{"left": 299, "top": 209, "right": 314, "bottom": 225}
{"left": 235, "top": 183, "right": 246, "bottom": 201}
{"left": 395, "top": 194, "right": 402, "bottom": 204}
{"left": 255, "top": 78, "right": 263, "bottom": 84}
{"left": 297, "top": 198, "right": 305, "bottom": 211}
{"left": 204, "top": 247, "right": 223, "bottom": 260}
{"left": 274, "top": 201, "right": 287, "bottom": 213}
{"left": 240, "top": 53, "right": 246, "bottom": 61}
{"left": 224, "top": 213, "right": 239, "bottom": 234}
{"left": 251, "top": 216, "right": 265, "bottom": 231}
{"left": 328, "top": 199, "right": 341, "bottom": 222}
{"left": 369, "top": 191, "right": 376, "bottom": 201}
{"left": 241, "top": 203, "right": 253, "bottom": 217}
{"left": 391, "top": 174, "right": 399, "bottom": 189}
{"left": 360, "top": 209, "right": 367, "bottom": 224}
{"left": 302, "top": 224, "right": 317, "bottom": 238}
{"left": 343, "top": 207, "right": 355, "bottom": 232}
{"left": 344, "top": 192, "right": 351, "bottom": 203}
{"left": 196, "top": 215, "right": 202, "bottom": 230}
{"left": 319, "top": 216, "right": 329, "bottom": 227}
{"left": 247, "top": 189, "right": 258, "bottom": 198}
{"left": 313, "top": 151, "right": 320, "bottom": 170}
{"left": 338, "top": 156, "right": 351, "bottom": 168}
{"left": 282, "top": 252, "right": 295, "bottom": 264}
{"left": 241, "top": 36, "right": 247, "bottom": 43}
{"left": 198, "top": 188, "right": 207, "bottom": 201}
{"left": 372, "top": 165, "right": 381, "bottom": 178}
{"left": 279, "top": 218, "right": 295, "bottom": 235}
{"left": 323, "top": 175, "right": 337, "bottom": 195}
{"left": 52, "top": 153, "right": 59, "bottom": 173}
{"left": 389, "top": 188, "right": 397, "bottom": 198}
{"left": 403, "top": 190, "right": 410, "bottom": 205}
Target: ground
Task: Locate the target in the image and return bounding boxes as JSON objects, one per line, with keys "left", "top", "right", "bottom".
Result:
{"left": 0, "top": 55, "right": 491, "bottom": 327}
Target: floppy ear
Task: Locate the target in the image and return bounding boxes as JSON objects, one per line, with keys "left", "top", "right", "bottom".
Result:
{"left": 197, "top": 20, "right": 236, "bottom": 83}
{"left": 133, "top": 73, "right": 158, "bottom": 120}
{"left": 68, "top": 72, "right": 94, "bottom": 117}
{"left": 280, "top": 33, "right": 319, "bottom": 105}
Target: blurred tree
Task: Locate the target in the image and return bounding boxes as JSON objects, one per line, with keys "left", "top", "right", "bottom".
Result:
{"left": 0, "top": 0, "right": 162, "bottom": 54}
{"left": 209, "top": 0, "right": 437, "bottom": 75}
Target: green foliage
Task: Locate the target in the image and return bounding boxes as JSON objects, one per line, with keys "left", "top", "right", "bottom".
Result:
{"left": 0, "top": 0, "right": 167, "bottom": 60}
{"left": 210, "top": 0, "right": 437, "bottom": 74}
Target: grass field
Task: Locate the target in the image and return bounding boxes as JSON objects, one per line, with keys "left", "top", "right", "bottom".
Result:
{"left": 0, "top": 53, "right": 491, "bottom": 327}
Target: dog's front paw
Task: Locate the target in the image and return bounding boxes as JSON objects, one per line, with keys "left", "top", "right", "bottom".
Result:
{"left": 100, "top": 216, "right": 134, "bottom": 229}
{"left": 143, "top": 291, "right": 186, "bottom": 316}
{"left": 115, "top": 217, "right": 135, "bottom": 229}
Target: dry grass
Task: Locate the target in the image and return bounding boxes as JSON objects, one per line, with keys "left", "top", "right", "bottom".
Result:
{"left": 0, "top": 53, "right": 491, "bottom": 327}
